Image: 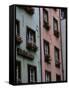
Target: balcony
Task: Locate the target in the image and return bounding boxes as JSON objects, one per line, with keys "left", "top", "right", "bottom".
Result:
{"left": 55, "top": 60, "right": 60, "bottom": 68}
{"left": 26, "top": 41, "right": 38, "bottom": 52}
{"left": 43, "top": 21, "right": 50, "bottom": 31}
{"left": 45, "top": 54, "right": 51, "bottom": 64}
{"left": 16, "top": 35, "right": 22, "bottom": 44}
{"left": 54, "top": 30, "right": 59, "bottom": 38}
{"left": 17, "top": 48, "right": 34, "bottom": 60}
{"left": 24, "top": 7, "right": 34, "bottom": 15}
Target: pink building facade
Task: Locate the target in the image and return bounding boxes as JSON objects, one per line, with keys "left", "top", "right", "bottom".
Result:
{"left": 40, "top": 8, "right": 63, "bottom": 82}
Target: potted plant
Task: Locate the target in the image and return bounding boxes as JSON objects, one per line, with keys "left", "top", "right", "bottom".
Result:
{"left": 16, "top": 35, "right": 22, "bottom": 44}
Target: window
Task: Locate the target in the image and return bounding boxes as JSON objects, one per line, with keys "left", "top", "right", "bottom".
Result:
{"left": 16, "top": 20, "right": 20, "bottom": 35}
{"left": 56, "top": 74, "right": 61, "bottom": 81}
{"left": 43, "top": 9, "right": 48, "bottom": 23}
{"left": 26, "top": 27, "right": 35, "bottom": 44}
{"left": 45, "top": 71, "right": 51, "bottom": 82}
{"left": 16, "top": 61, "right": 21, "bottom": 83}
{"left": 28, "top": 65, "right": 37, "bottom": 83}
{"left": 16, "top": 20, "right": 22, "bottom": 44}
{"left": 53, "top": 18, "right": 59, "bottom": 38}
{"left": 26, "top": 27, "right": 37, "bottom": 52}
{"left": 43, "top": 9, "right": 50, "bottom": 30}
{"left": 44, "top": 40, "right": 49, "bottom": 55}
{"left": 54, "top": 47, "right": 60, "bottom": 67}
{"left": 53, "top": 18, "right": 58, "bottom": 31}
{"left": 54, "top": 47, "right": 59, "bottom": 62}
{"left": 44, "top": 40, "right": 51, "bottom": 63}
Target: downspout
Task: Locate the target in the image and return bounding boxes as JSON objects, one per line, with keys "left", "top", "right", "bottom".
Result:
{"left": 39, "top": 7, "right": 42, "bottom": 82}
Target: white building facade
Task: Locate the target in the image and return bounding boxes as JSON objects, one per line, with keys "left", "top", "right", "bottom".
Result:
{"left": 16, "top": 6, "right": 41, "bottom": 83}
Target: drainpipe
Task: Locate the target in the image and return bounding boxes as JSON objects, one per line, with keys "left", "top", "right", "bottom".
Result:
{"left": 39, "top": 7, "right": 42, "bottom": 82}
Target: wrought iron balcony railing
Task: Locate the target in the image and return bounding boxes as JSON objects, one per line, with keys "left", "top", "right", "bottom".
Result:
{"left": 17, "top": 48, "right": 34, "bottom": 60}
{"left": 45, "top": 54, "right": 51, "bottom": 64}
{"left": 54, "top": 30, "right": 59, "bottom": 38}
{"left": 26, "top": 41, "right": 38, "bottom": 52}
{"left": 43, "top": 21, "right": 50, "bottom": 31}
{"left": 55, "top": 60, "right": 60, "bottom": 68}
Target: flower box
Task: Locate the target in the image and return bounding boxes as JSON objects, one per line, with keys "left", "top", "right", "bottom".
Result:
{"left": 45, "top": 54, "right": 51, "bottom": 64}
{"left": 27, "top": 41, "right": 38, "bottom": 52}
{"left": 17, "top": 48, "right": 34, "bottom": 60}
{"left": 55, "top": 60, "right": 60, "bottom": 68}
{"left": 16, "top": 35, "right": 22, "bottom": 44}
{"left": 54, "top": 30, "right": 59, "bottom": 38}
{"left": 43, "top": 21, "right": 50, "bottom": 31}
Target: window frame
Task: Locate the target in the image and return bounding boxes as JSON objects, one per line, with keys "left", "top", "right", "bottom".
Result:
{"left": 26, "top": 26, "right": 36, "bottom": 44}
{"left": 16, "top": 20, "right": 20, "bottom": 35}
{"left": 43, "top": 8, "right": 48, "bottom": 24}
{"left": 16, "top": 60, "right": 21, "bottom": 83}
{"left": 56, "top": 74, "right": 61, "bottom": 81}
{"left": 45, "top": 71, "right": 51, "bottom": 82}
{"left": 53, "top": 17, "right": 58, "bottom": 31}
{"left": 44, "top": 40, "right": 50, "bottom": 56}
{"left": 54, "top": 47, "right": 59, "bottom": 63}
{"left": 28, "top": 64, "right": 37, "bottom": 83}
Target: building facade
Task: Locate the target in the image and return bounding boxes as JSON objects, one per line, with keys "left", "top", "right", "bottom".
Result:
{"left": 60, "top": 8, "right": 67, "bottom": 81}
{"left": 16, "top": 6, "right": 41, "bottom": 83}
{"left": 40, "top": 8, "right": 63, "bottom": 82}
{"left": 15, "top": 6, "right": 64, "bottom": 84}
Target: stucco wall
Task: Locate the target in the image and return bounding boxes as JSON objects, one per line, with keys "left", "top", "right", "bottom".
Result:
{"left": 16, "top": 6, "right": 41, "bottom": 83}
{"left": 40, "top": 8, "right": 63, "bottom": 82}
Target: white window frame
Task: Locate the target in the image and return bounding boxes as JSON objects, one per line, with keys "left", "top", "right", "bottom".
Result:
{"left": 30, "top": 67, "right": 35, "bottom": 83}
